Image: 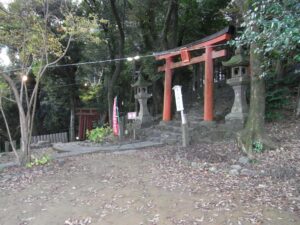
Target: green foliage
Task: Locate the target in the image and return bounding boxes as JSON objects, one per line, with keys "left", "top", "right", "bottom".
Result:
{"left": 249, "top": 158, "right": 259, "bottom": 164}
{"left": 86, "top": 126, "right": 113, "bottom": 143}
{"left": 0, "top": 78, "right": 19, "bottom": 141}
{"left": 253, "top": 141, "right": 264, "bottom": 153}
{"left": 233, "top": 0, "right": 300, "bottom": 77}
{"left": 266, "top": 111, "right": 283, "bottom": 122}
{"left": 178, "top": 0, "right": 230, "bottom": 43}
{"left": 266, "top": 86, "right": 290, "bottom": 121}
{"left": 0, "top": 0, "right": 98, "bottom": 74}
{"left": 0, "top": 1, "right": 63, "bottom": 64}
{"left": 80, "top": 84, "right": 101, "bottom": 102}
{"left": 26, "top": 155, "right": 51, "bottom": 168}
{"left": 264, "top": 73, "right": 299, "bottom": 121}
{"left": 0, "top": 80, "right": 9, "bottom": 96}
{"left": 63, "top": 13, "right": 101, "bottom": 43}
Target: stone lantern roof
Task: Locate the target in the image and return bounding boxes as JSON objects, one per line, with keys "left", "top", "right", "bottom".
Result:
{"left": 132, "top": 75, "right": 151, "bottom": 88}
{"left": 222, "top": 48, "right": 249, "bottom": 67}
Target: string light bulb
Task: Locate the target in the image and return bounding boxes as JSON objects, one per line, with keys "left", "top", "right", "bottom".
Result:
{"left": 22, "top": 75, "right": 28, "bottom": 82}
{"left": 126, "top": 57, "right": 133, "bottom": 62}
{"left": 127, "top": 55, "right": 140, "bottom": 62}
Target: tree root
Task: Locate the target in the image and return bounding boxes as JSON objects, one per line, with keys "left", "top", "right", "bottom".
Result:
{"left": 236, "top": 129, "right": 277, "bottom": 158}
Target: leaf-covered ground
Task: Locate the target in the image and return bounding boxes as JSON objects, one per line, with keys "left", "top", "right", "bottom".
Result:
{"left": 0, "top": 119, "right": 299, "bottom": 225}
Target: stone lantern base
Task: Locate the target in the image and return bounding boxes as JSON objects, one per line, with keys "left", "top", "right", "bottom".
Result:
{"left": 135, "top": 115, "right": 153, "bottom": 128}
{"left": 225, "top": 76, "right": 250, "bottom": 127}
{"left": 134, "top": 94, "right": 153, "bottom": 128}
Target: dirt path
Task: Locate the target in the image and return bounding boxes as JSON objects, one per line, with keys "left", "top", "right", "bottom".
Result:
{"left": 0, "top": 138, "right": 299, "bottom": 225}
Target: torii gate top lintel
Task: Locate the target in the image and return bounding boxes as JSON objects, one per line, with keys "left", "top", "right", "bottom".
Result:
{"left": 154, "top": 26, "right": 234, "bottom": 61}
{"left": 155, "top": 26, "right": 234, "bottom": 122}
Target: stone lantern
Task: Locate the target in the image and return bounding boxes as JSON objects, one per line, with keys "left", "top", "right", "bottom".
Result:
{"left": 132, "top": 75, "right": 153, "bottom": 127}
{"left": 222, "top": 47, "right": 250, "bottom": 125}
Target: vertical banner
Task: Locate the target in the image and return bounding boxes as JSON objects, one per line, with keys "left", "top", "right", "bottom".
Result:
{"left": 113, "top": 96, "right": 119, "bottom": 136}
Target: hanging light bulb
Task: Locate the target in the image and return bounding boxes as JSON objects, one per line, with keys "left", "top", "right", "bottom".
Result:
{"left": 134, "top": 55, "right": 140, "bottom": 60}
{"left": 22, "top": 75, "right": 28, "bottom": 82}
{"left": 127, "top": 57, "right": 134, "bottom": 62}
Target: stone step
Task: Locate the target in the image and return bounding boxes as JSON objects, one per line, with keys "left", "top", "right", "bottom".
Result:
{"left": 141, "top": 128, "right": 177, "bottom": 143}
{"left": 141, "top": 129, "right": 162, "bottom": 138}
{"left": 148, "top": 136, "right": 162, "bottom": 143}
{"left": 164, "top": 138, "right": 179, "bottom": 145}
{"left": 160, "top": 130, "right": 181, "bottom": 138}
{"left": 156, "top": 124, "right": 181, "bottom": 133}
{"left": 158, "top": 119, "right": 202, "bottom": 131}
{"left": 173, "top": 113, "right": 203, "bottom": 122}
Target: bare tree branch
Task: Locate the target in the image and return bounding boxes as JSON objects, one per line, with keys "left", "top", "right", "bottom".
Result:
{"left": 0, "top": 97, "right": 20, "bottom": 165}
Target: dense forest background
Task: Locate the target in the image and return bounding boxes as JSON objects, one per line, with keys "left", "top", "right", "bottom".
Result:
{"left": 0, "top": 0, "right": 299, "bottom": 161}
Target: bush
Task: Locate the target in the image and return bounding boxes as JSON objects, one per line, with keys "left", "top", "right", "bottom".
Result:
{"left": 253, "top": 141, "right": 264, "bottom": 153}
{"left": 266, "top": 80, "right": 290, "bottom": 121}
{"left": 26, "top": 155, "right": 51, "bottom": 168}
{"left": 86, "top": 126, "right": 113, "bottom": 143}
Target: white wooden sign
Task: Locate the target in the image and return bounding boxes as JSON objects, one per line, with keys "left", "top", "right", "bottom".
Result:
{"left": 127, "top": 112, "right": 137, "bottom": 120}
{"left": 173, "top": 85, "right": 184, "bottom": 111}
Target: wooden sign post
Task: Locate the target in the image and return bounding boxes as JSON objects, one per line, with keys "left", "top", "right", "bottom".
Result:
{"left": 173, "top": 85, "right": 189, "bottom": 147}
{"left": 127, "top": 112, "right": 137, "bottom": 140}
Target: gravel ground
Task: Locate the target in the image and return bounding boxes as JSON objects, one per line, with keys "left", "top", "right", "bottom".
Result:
{"left": 0, "top": 119, "right": 299, "bottom": 225}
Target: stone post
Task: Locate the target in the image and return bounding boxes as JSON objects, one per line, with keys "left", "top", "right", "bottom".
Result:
{"left": 225, "top": 76, "right": 249, "bottom": 124}
{"left": 181, "top": 113, "right": 190, "bottom": 147}
{"left": 12, "top": 140, "right": 16, "bottom": 150}
{"left": 119, "top": 116, "right": 125, "bottom": 141}
{"left": 5, "top": 141, "right": 9, "bottom": 152}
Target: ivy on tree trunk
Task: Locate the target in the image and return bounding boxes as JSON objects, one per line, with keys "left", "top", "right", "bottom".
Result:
{"left": 237, "top": 43, "right": 276, "bottom": 156}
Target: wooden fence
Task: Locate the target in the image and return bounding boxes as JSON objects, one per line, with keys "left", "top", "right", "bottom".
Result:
{"left": 0, "top": 132, "right": 68, "bottom": 152}
{"left": 31, "top": 132, "right": 68, "bottom": 144}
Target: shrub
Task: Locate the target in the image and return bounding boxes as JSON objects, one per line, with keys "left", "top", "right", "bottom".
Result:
{"left": 253, "top": 141, "right": 264, "bottom": 153}
{"left": 86, "top": 126, "right": 113, "bottom": 143}
{"left": 26, "top": 155, "right": 51, "bottom": 168}
{"left": 266, "top": 79, "right": 290, "bottom": 121}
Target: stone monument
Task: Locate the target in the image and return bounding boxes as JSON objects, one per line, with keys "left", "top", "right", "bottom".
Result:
{"left": 132, "top": 75, "right": 153, "bottom": 127}
{"left": 222, "top": 47, "right": 250, "bottom": 126}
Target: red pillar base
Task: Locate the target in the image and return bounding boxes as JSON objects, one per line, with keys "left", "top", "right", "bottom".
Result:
{"left": 204, "top": 46, "right": 214, "bottom": 121}
{"left": 163, "top": 57, "right": 173, "bottom": 121}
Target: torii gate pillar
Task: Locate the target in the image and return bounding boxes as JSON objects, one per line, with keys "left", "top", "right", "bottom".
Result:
{"left": 163, "top": 57, "right": 173, "bottom": 121}
{"left": 204, "top": 46, "right": 214, "bottom": 121}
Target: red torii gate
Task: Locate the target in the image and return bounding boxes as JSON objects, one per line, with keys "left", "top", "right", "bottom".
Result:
{"left": 76, "top": 108, "right": 100, "bottom": 140}
{"left": 154, "top": 27, "right": 233, "bottom": 122}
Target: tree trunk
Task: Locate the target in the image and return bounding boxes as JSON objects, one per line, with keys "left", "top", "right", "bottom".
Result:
{"left": 161, "top": 0, "right": 179, "bottom": 49}
{"left": 296, "top": 83, "right": 300, "bottom": 117}
{"left": 138, "top": 0, "right": 157, "bottom": 50}
{"left": 237, "top": 44, "right": 276, "bottom": 157}
{"left": 0, "top": 97, "right": 20, "bottom": 164}
{"left": 170, "top": 0, "right": 178, "bottom": 48}
{"left": 107, "top": 0, "right": 125, "bottom": 126}
{"left": 19, "top": 113, "right": 30, "bottom": 165}
{"left": 107, "top": 85, "right": 114, "bottom": 126}
{"left": 237, "top": 76, "right": 266, "bottom": 156}
{"left": 275, "top": 60, "right": 284, "bottom": 81}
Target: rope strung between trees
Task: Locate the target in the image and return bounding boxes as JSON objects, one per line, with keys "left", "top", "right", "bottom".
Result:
{"left": 0, "top": 43, "right": 230, "bottom": 74}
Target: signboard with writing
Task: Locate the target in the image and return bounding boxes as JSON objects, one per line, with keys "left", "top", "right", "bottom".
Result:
{"left": 173, "top": 85, "right": 184, "bottom": 111}
{"left": 127, "top": 112, "right": 137, "bottom": 120}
